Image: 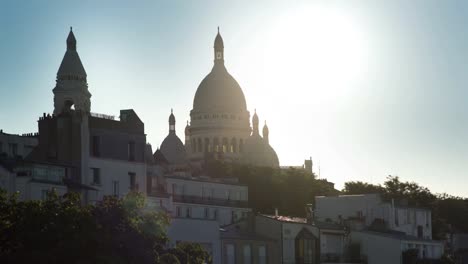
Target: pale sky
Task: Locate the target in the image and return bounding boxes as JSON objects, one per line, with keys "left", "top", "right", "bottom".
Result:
{"left": 1, "top": 0, "right": 467, "bottom": 197}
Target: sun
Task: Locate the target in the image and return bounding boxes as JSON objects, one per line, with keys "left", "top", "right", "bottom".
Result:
{"left": 261, "top": 6, "right": 369, "bottom": 108}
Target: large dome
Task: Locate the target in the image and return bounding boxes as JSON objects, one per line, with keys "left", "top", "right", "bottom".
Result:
{"left": 193, "top": 64, "right": 247, "bottom": 112}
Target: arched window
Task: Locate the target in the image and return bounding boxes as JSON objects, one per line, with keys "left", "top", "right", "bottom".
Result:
{"left": 204, "top": 138, "right": 210, "bottom": 153}
{"left": 222, "top": 138, "right": 229, "bottom": 153}
{"left": 213, "top": 137, "right": 219, "bottom": 152}
{"left": 231, "top": 138, "right": 237, "bottom": 153}
{"left": 197, "top": 138, "right": 202, "bottom": 153}
{"left": 191, "top": 139, "right": 196, "bottom": 153}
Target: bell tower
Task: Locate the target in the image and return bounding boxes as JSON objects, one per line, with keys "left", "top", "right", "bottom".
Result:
{"left": 53, "top": 27, "right": 91, "bottom": 115}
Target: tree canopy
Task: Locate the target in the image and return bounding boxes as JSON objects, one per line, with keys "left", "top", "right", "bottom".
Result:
{"left": 0, "top": 190, "right": 211, "bottom": 264}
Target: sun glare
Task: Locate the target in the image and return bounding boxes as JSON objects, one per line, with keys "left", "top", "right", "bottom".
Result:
{"left": 262, "top": 6, "right": 368, "bottom": 107}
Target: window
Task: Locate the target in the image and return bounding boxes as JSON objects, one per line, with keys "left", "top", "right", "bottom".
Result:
{"left": 9, "top": 143, "right": 17, "bottom": 157}
{"left": 239, "top": 139, "right": 244, "bottom": 153}
{"left": 128, "top": 142, "right": 135, "bottom": 161}
{"left": 191, "top": 139, "right": 196, "bottom": 153}
{"left": 186, "top": 207, "right": 191, "bottom": 218}
{"left": 213, "top": 209, "right": 218, "bottom": 220}
{"left": 213, "top": 138, "right": 219, "bottom": 152}
{"left": 129, "top": 172, "right": 137, "bottom": 191}
{"left": 425, "top": 212, "right": 430, "bottom": 228}
{"left": 258, "top": 245, "right": 267, "bottom": 264}
{"left": 243, "top": 245, "right": 252, "bottom": 264}
{"left": 222, "top": 138, "right": 228, "bottom": 153}
{"left": 91, "top": 168, "right": 101, "bottom": 185}
{"left": 357, "top": 210, "right": 363, "bottom": 219}
{"left": 395, "top": 209, "right": 399, "bottom": 226}
{"left": 113, "top": 181, "right": 119, "bottom": 197}
{"left": 176, "top": 206, "right": 181, "bottom": 217}
{"left": 204, "top": 208, "right": 209, "bottom": 218}
{"left": 0, "top": 141, "right": 3, "bottom": 153}
{"left": 197, "top": 138, "right": 202, "bottom": 153}
{"left": 204, "top": 138, "right": 210, "bottom": 153}
{"left": 231, "top": 210, "right": 236, "bottom": 223}
{"left": 41, "top": 189, "right": 49, "bottom": 200}
{"left": 92, "top": 136, "right": 100, "bottom": 157}
{"left": 151, "top": 176, "right": 158, "bottom": 188}
{"left": 226, "top": 244, "right": 235, "bottom": 264}
{"left": 295, "top": 229, "right": 317, "bottom": 264}
{"left": 417, "top": 225, "right": 423, "bottom": 238}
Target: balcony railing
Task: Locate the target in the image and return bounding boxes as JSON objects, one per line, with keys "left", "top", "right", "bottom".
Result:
{"left": 172, "top": 194, "right": 249, "bottom": 208}
{"left": 90, "top": 112, "right": 115, "bottom": 120}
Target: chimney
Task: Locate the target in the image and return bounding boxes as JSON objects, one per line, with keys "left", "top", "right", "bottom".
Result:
{"left": 275, "top": 208, "right": 279, "bottom": 217}
{"left": 306, "top": 204, "right": 314, "bottom": 224}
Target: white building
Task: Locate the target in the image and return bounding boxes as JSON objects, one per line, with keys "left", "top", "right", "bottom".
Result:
{"left": 0, "top": 130, "right": 38, "bottom": 159}
{"left": 351, "top": 230, "right": 444, "bottom": 264}
{"left": 315, "top": 194, "right": 432, "bottom": 239}
{"left": 315, "top": 194, "right": 444, "bottom": 263}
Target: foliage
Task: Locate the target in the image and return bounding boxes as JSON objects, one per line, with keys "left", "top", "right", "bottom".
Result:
{"left": 343, "top": 181, "right": 384, "bottom": 194}
{"left": 204, "top": 161, "right": 339, "bottom": 217}
{"left": 342, "top": 176, "right": 468, "bottom": 239}
{"left": 0, "top": 189, "right": 210, "bottom": 264}
{"left": 159, "top": 253, "right": 181, "bottom": 264}
{"left": 174, "top": 242, "right": 213, "bottom": 264}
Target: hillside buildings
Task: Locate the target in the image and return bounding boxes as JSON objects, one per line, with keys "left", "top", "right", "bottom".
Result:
{"left": 0, "top": 28, "right": 447, "bottom": 264}
{"left": 315, "top": 194, "right": 444, "bottom": 264}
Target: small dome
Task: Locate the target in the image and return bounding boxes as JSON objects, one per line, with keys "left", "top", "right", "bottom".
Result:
{"left": 242, "top": 134, "right": 279, "bottom": 167}
{"left": 160, "top": 134, "right": 187, "bottom": 165}
{"left": 153, "top": 148, "right": 169, "bottom": 165}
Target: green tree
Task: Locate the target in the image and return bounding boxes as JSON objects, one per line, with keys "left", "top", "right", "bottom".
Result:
{"left": 0, "top": 189, "right": 210, "bottom": 264}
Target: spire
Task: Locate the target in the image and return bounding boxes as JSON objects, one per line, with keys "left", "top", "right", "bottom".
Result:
{"left": 263, "top": 120, "right": 269, "bottom": 143}
{"left": 252, "top": 109, "right": 259, "bottom": 135}
{"left": 57, "top": 27, "right": 87, "bottom": 80}
{"left": 169, "top": 109, "right": 176, "bottom": 134}
{"left": 53, "top": 28, "right": 91, "bottom": 115}
{"left": 66, "top": 27, "right": 77, "bottom": 51}
{"left": 214, "top": 27, "right": 224, "bottom": 64}
{"left": 185, "top": 120, "right": 190, "bottom": 135}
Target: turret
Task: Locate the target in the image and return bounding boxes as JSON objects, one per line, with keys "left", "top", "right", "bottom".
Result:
{"left": 169, "top": 109, "right": 176, "bottom": 134}
{"left": 214, "top": 27, "right": 224, "bottom": 65}
{"left": 263, "top": 121, "right": 269, "bottom": 143}
{"left": 252, "top": 109, "right": 259, "bottom": 136}
{"left": 53, "top": 27, "right": 91, "bottom": 115}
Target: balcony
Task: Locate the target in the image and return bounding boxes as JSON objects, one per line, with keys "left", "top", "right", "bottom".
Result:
{"left": 172, "top": 194, "right": 249, "bottom": 208}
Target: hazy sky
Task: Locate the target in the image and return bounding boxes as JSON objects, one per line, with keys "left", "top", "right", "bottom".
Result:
{"left": 1, "top": 0, "right": 467, "bottom": 197}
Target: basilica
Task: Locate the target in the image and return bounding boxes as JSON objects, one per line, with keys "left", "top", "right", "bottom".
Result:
{"left": 158, "top": 29, "right": 280, "bottom": 170}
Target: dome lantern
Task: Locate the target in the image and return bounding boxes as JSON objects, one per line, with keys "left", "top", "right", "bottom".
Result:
{"left": 252, "top": 109, "right": 259, "bottom": 135}
{"left": 214, "top": 27, "right": 224, "bottom": 64}
{"left": 169, "top": 109, "right": 176, "bottom": 134}
{"left": 263, "top": 120, "right": 269, "bottom": 143}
